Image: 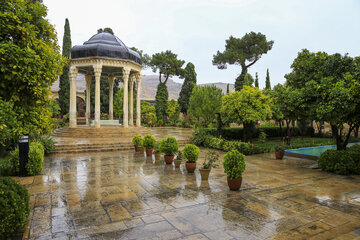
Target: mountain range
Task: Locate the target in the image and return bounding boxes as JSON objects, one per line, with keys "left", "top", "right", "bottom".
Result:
{"left": 51, "top": 75, "right": 235, "bottom": 100}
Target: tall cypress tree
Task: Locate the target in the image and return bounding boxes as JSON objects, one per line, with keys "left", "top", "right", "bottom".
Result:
{"left": 265, "top": 68, "right": 271, "bottom": 90}
{"left": 155, "top": 83, "right": 168, "bottom": 122}
{"left": 255, "top": 72, "right": 259, "bottom": 88}
{"left": 58, "top": 18, "right": 71, "bottom": 116}
{"left": 178, "top": 62, "right": 197, "bottom": 114}
{"left": 226, "top": 84, "right": 230, "bottom": 94}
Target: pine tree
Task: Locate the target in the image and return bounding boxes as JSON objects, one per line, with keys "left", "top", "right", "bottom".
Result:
{"left": 155, "top": 83, "right": 168, "bottom": 122}
{"left": 58, "top": 18, "right": 71, "bottom": 116}
{"left": 255, "top": 72, "right": 259, "bottom": 88}
{"left": 265, "top": 68, "right": 271, "bottom": 90}
{"left": 226, "top": 84, "right": 230, "bottom": 94}
{"left": 178, "top": 62, "right": 197, "bottom": 114}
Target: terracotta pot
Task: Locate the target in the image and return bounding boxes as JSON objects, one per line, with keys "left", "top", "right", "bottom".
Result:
{"left": 155, "top": 152, "right": 162, "bottom": 161}
{"left": 174, "top": 159, "right": 182, "bottom": 168}
{"left": 185, "top": 162, "right": 197, "bottom": 173}
{"left": 227, "top": 177, "right": 242, "bottom": 191}
{"left": 146, "top": 149, "right": 153, "bottom": 157}
{"left": 134, "top": 145, "right": 140, "bottom": 152}
{"left": 164, "top": 155, "right": 174, "bottom": 164}
{"left": 275, "top": 152, "right": 284, "bottom": 159}
{"left": 199, "top": 168, "right": 211, "bottom": 180}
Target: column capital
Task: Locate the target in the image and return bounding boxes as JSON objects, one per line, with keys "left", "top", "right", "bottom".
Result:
{"left": 85, "top": 74, "right": 92, "bottom": 85}
{"left": 93, "top": 64, "right": 102, "bottom": 76}
{"left": 135, "top": 72, "right": 142, "bottom": 83}
{"left": 108, "top": 75, "right": 115, "bottom": 85}
{"left": 122, "top": 67, "right": 131, "bottom": 80}
{"left": 129, "top": 74, "right": 135, "bottom": 84}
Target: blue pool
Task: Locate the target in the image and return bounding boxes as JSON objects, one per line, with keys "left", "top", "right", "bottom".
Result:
{"left": 284, "top": 142, "right": 360, "bottom": 160}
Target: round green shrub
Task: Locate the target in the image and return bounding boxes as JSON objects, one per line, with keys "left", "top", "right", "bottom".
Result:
{"left": 159, "top": 137, "right": 178, "bottom": 156}
{"left": 318, "top": 149, "right": 358, "bottom": 175}
{"left": 183, "top": 144, "right": 200, "bottom": 163}
{"left": 223, "top": 150, "right": 246, "bottom": 179}
{"left": 132, "top": 135, "right": 143, "bottom": 146}
{"left": 10, "top": 141, "right": 44, "bottom": 176}
{"left": 0, "top": 177, "right": 29, "bottom": 239}
{"left": 143, "top": 135, "right": 156, "bottom": 149}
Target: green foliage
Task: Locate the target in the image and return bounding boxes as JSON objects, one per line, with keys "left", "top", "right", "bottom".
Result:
{"left": 318, "top": 149, "right": 358, "bottom": 175}
{"left": 58, "top": 18, "right": 72, "bottom": 116}
{"left": 235, "top": 73, "right": 254, "bottom": 90}
{"left": 143, "top": 135, "right": 156, "bottom": 149}
{"left": 188, "top": 86, "right": 222, "bottom": 126}
{"left": 265, "top": 69, "right": 271, "bottom": 90}
{"left": 90, "top": 76, "right": 120, "bottom": 115}
{"left": 275, "top": 145, "right": 285, "bottom": 153}
{"left": 155, "top": 83, "right": 168, "bottom": 122}
{"left": 221, "top": 86, "right": 272, "bottom": 141}
{"left": 97, "top": 27, "right": 114, "bottom": 35}
{"left": 223, "top": 150, "right": 246, "bottom": 179}
{"left": 157, "top": 119, "right": 164, "bottom": 127}
{"left": 259, "top": 130, "right": 267, "bottom": 143}
{"left": 29, "top": 133, "right": 56, "bottom": 155}
{"left": 213, "top": 32, "right": 273, "bottom": 91}
{"left": 255, "top": 72, "right": 259, "bottom": 88}
{"left": 150, "top": 50, "right": 185, "bottom": 84}
{"left": 159, "top": 137, "right": 178, "bottom": 156}
{"left": 10, "top": 142, "right": 44, "bottom": 176}
{"left": 0, "top": 177, "right": 29, "bottom": 239}
{"left": 129, "top": 47, "right": 151, "bottom": 69}
{"left": 183, "top": 144, "right": 200, "bottom": 163}
{"left": 114, "top": 88, "right": 124, "bottom": 119}
{"left": 0, "top": 99, "right": 21, "bottom": 152}
{"left": 132, "top": 135, "right": 143, "bottom": 146}
{"left": 0, "top": 157, "right": 15, "bottom": 176}
{"left": 166, "top": 100, "right": 180, "bottom": 125}
{"left": 226, "top": 84, "right": 230, "bottom": 94}
{"left": 202, "top": 150, "right": 220, "bottom": 169}
{"left": 178, "top": 62, "right": 197, "bottom": 113}
{"left": 0, "top": 0, "right": 65, "bottom": 135}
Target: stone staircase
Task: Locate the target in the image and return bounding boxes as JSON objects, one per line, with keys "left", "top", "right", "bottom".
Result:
{"left": 52, "top": 126, "right": 192, "bottom": 154}
{"left": 77, "top": 117, "right": 86, "bottom": 125}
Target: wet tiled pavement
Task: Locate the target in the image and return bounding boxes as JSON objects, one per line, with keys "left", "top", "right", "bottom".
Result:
{"left": 16, "top": 149, "right": 360, "bottom": 239}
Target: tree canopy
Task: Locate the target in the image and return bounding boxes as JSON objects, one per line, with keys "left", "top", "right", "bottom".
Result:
{"left": 178, "top": 62, "right": 197, "bottom": 114}
{"left": 130, "top": 47, "right": 151, "bottom": 69}
{"left": 0, "top": 0, "right": 65, "bottom": 138}
{"left": 97, "top": 27, "right": 114, "bottom": 35}
{"left": 265, "top": 68, "right": 271, "bottom": 90}
{"left": 213, "top": 32, "right": 273, "bottom": 91}
{"left": 188, "top": 86, "right": 222, "bottom": 126}
{"left": 150, "top": 50, "right": 185, "bottom": 84}
{"left": 155, "top": 82, "right": 168, "bottom": 121}
{"left": 166, "top": 100, "right": 180, "bottom": 125}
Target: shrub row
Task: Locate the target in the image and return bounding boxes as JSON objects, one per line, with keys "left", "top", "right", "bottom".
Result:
{"left": 0, "top": 177, "right": 29, "bottom": 239}
{"left": 202, "top": 126, "right": 315, "bottom": 140}
{"left": 0, "top": 141, "right": 45, "bottom": 176}
{"left": 318, "top": 144, "right": 360, "bottom": 175}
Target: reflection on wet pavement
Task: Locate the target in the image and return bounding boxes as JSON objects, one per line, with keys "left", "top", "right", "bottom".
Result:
{"left": 15, "top": 148, "right": 360, "bottom": 239}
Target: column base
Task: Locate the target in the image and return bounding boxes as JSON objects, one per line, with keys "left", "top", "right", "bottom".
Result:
{"left": 94, "top": 120, "right": 100, "bottom": 128}
{"left": 69, "top": 119, "right": 77, "bottom": 128}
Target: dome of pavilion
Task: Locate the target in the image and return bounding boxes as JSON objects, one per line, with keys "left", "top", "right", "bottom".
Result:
{"left": 71, "top": 32, "right": 142, "bottom": 64}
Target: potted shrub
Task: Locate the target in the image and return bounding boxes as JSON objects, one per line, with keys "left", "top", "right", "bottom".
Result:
{"left": 183, "top": 144, "right": 200, "bottom": 173}
{"left": 223, "top": 150, "right": 246, "bottom": 191}
{"left": 275, "top": 145, "right": 285, "bottom": 159}
{"left": 199, "top": 150, "right": 220, "bottom": 180}
{"left": 143, "top": 135, "right": 156, "bottom": 157}
{"left": 154, "top": 142, "right": 162, "bottom": 161}
{"left": 174, "top": 151, "right": 182, "bottom": 168}
{"left": 132, "top": 135, "right": 143, "bottom": 152}
{"left": 159, "top": 137, "right": 178, "bottom": 164}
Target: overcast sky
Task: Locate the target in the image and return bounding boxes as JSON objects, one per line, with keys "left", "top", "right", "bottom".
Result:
{"left": 43, "top": 0, "right": 360, "bottom": 88}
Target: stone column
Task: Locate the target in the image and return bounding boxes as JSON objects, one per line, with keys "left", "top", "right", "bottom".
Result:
{"left": 85, "top": 74, "right": 92, "bottom": 125}
{"left": 129, "top": 75, "right": 134, "bottom": 126}
{"left": 69, "top": 66, "right": 78, "bottom": 128}
{"left": 108, "top": 76, "right": 115, "bottom": 120}
{"left": 94, "top": 64, "right": 102, "bottom": 128}
{"left": 135, "top": 73, "right": 142, "bottom": 127}
{"left": 122, "top": 67, "right": 130, "bottom": 127}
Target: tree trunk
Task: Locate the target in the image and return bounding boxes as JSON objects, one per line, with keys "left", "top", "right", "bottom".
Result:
{"left": 354, "top": 124, "right": 359, "bottom": 138}
{"left": 278, "top": 119, "right": 283, "bottom": 138}
{"left": 243, "top": 121, "right": 254, "bottom": 142}
{"left": 331, "top": 125, "right": 345, "bottom": 150}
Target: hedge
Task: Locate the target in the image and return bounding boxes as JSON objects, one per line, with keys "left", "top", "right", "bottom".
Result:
{"left": 318, "top": 148, "right": 359, "bottom": 175}
{"left": 202, "top": 126, "right": 315, "bottom": 140}
{"left": 0, "top": 177, "right": 29, "bottom": 239}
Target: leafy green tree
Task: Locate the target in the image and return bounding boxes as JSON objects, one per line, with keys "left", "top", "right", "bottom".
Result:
{"left": 114, "top": 88, "right": 124, "bottom": 119}
{"left": 97, "top": 27, "right": 114, "bottom": 35}
{"left": 155, "top": 83, "right": 168, "bottom": 121}
{"left": 285, "top": 49, "right": 358, "bottom": 150}
{"left": 0, "top": 0, "right": 65, "bottom": 138}
{"left": 166, "top": 100, "right": 180, "bottom": 125}
{"left": 221, "top": 86, "right": 272, "bottom": 142}
{"left": 188, "top": 86, "right": 222, "bottom": 126}
{"left": 265, "top": 68, "right": 271, "bottom": 90}
{"left": 141, "top": 101, "right": 156, "bottom": 126}
{"left": 58, "top": 18, "right": 71, "bottom": 116}
{"left": 178, "top": 62, "right": 197, "bottom": 114}
{"left": 235, "top": 73, "right": 254, "bottom": 90}
{"left": 226, "top": 84, "right": 230, "bottom": 94}
{"left": 150, "top": 50, "right": 185, "bottom": 84}
{"left": 213, "top": 32, "right": 274, "bottom": 91}
{"left": 255, "top": 72, "right": 259, "bottom": 88}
